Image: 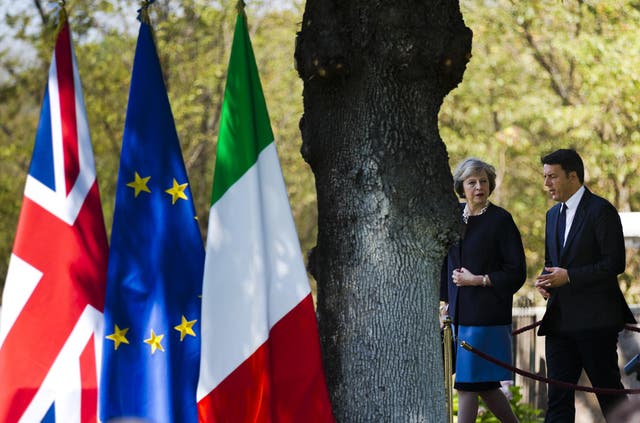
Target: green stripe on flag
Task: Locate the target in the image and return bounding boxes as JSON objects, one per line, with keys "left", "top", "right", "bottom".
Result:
{"left": 212, "top": 10, "right": 274, "bottom": 205}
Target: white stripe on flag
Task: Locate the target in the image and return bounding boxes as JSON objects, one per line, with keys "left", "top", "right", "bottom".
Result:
{"left": 0, "top": 255, "right": 42, "bottom": 348}
{"left": 20, "top": 305, "right": 103, "bottom": 423}
{"left": 23, "top": 39, "right": 95, "bottom": 226}
{"left": 197, "top": 143, "right": 310, "bottom": 399}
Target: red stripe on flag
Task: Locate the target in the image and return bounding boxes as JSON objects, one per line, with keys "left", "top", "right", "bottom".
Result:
{"left": 54, "top": 22, "right": 80, "bottom": 196}
{"left": 0, "top": 184, "right": 107, "bottom": 421}
{"left": 199, "top": 341, "right": 271, "bottom": 422}
{"left": 198, "top": 295, "right": 334, "bottom": 423}
{"left": 80, "top": 336, "right": 98, "bottom": 423}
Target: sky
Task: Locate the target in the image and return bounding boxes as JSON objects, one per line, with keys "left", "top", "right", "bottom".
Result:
{"left": 0, "top": 0, "right": 301, "bottom": 82}
{"left": 0, "top": 0, "right": 135, "bottom": 80}
{"left": 0, "top": 1, "right": 34, "bottom": 81}
{"left": 0, "top": 1, "right": 30, "bottom": 49}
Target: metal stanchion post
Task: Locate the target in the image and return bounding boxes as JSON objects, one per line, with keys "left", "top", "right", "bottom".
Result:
{"left": 442, "top": 316, "right": 454, "bottom": 423}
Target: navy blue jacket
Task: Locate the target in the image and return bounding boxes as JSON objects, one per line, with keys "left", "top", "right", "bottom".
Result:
{"left": 440, "top": 203, "right": 526, "bottom": 326}
{"left": 538, "top": 188, "right": 636, "bottom": 335}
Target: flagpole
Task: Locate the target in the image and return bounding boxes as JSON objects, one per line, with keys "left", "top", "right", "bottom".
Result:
{"left": 138, "top": 0, "right": 155, "bottom": 24}
{"left": 442, "top": 316, "right": 454, "bottom": 423}
{"left": 55, "top": 0, "right": 67, "bottom": 33}
{"left": 236, "top": 0, "right": 245, "bottom": 14}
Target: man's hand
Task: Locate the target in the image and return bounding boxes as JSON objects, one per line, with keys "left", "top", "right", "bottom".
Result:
{"left": 536, "top": 284, "right": 550, "bottom": 300}
{"left": 535, "top": 267, "right": 570, "bottom": 291}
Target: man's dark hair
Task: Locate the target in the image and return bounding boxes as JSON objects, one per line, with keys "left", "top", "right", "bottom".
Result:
{"left": 541, "top": 148, "right": 584, "bottom": 184}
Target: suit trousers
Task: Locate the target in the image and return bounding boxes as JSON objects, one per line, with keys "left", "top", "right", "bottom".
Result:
{"left": 544, "top": 330, "right": 627, "bottom": 423}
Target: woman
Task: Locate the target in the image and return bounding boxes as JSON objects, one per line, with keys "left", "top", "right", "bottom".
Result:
{"left": 440, "top": 158, "right": 526, "bottom": 423}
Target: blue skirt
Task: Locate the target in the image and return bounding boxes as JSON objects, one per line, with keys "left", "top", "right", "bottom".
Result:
{"left": 455, "top": 324, "right": 512, "bottom": 383}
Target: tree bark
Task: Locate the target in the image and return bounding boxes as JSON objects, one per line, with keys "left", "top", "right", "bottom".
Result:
{"left": 295, "top": 1, "right": 471, "bottom": 421}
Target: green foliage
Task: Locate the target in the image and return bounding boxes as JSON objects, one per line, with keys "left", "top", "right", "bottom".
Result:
{"left": 0, "top": 0, "right": 314, "bottom": 294}
{"left": 1, "top": 0, "right": 640, "bottom": 306}
{"left": 440, "top": 0, "right": 640, "bottom": 304}
{"left": 452, "top": 385, "right": 544, "bottom": 423}
{"left": 478, "top": 386, "right": 544, "bottom": 423}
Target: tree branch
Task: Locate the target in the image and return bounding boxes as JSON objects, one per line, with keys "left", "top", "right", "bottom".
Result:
{"left": 33, "top": 0, "right": 48, "bottom": 26}
{"left": 520, "top": 20, "right": 574, "bottom": 106}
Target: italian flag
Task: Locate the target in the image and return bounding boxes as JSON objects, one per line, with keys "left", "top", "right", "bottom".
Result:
{"left": 196, "top": 6, "right": 334, "bottom": 422}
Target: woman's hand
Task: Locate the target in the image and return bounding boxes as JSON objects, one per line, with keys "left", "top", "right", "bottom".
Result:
{"left": 452, "top": 267, "right": 482, "bottom": 287}
{"left": 439, "top": 302, "right": 449, "bottom": 328}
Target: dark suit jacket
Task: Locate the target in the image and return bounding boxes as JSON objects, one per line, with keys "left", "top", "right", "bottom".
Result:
{"left": 440, "top": 204, "right": 526, "bottom": 326}
{"left": 538, "top": 188, "right": 636, "bottom": 335}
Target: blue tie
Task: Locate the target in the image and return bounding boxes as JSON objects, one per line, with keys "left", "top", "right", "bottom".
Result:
{"left": 557, "top": 203, "right": 567, "bottom": 250}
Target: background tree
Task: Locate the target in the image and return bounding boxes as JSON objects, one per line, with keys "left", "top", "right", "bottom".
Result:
{"left": 441, "top": 0, "right": 640, "bottom": 304}
{"left": 4, "top": 1, "right": 639, "bottom": 302}
{"left": 0, "top": 0, "right": 312, "bottom": 293}
{"left": 295, "top": 1, "right": 471, "bottom": 419}
{"left": 2, "top": 3, "right": 640, "bottom": 419}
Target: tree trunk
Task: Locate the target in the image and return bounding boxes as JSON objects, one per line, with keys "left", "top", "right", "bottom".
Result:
{"left": 295, "top": 1, "right": 472, "bottom": 421}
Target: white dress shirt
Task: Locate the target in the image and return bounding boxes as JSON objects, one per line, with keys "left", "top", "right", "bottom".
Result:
{"left": 561, "top": 185, "right": 585, "bottom": 245}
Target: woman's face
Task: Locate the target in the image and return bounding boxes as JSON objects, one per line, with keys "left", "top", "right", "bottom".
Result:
{"left": 462, "top": 170, "right": 491, "bottom": 207}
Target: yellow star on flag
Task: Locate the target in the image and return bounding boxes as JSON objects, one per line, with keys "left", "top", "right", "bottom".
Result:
{"left": 126, "top": 171, "right": 151, "bottom": 197}
{"left": 174, "top": 315, "right": 197, "bottom": 341}
{"left": 165, "top": 178, "right": 188, "bottom": 204}
{"left": 144, "top": 330, "right": 165, "bottom": 354}
{"left": 106, "top": 324, "right": 130, "bottom": 350}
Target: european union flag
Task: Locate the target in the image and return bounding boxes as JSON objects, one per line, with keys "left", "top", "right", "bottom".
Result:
{"left": 100, "top": 15, "right": 204, "bottom": 423}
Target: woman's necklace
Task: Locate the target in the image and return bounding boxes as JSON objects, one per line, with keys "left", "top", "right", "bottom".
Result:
{"left": 463, "top": 202, "right": 490, "bottom": 224}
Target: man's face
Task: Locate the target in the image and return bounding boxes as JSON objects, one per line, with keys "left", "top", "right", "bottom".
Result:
{"left": 543, "top": 164, "right": 575, "bottom": 203}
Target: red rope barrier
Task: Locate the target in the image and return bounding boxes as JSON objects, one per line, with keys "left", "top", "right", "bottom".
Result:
{"left": 511, "top": 321, "right": 640, "bottom": 336}
{"left": 460, "top": 340, "right": 640, "bottom": 395}
{"left": 626, "top": 324, "right": 640, "bottom": 333}
{"left": 512, "top": 320, "right": 541, "bottom": 336}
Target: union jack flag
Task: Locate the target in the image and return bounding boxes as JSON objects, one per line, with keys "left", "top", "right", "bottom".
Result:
{"left": 0, "top": 13, "right": 108, "bottom": 422}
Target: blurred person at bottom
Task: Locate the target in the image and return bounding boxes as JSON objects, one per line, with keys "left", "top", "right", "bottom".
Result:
{"left": 440, "top": 158, "right": 526, "bottom": 423}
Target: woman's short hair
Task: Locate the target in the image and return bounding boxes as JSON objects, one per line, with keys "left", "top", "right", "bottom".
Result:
{"left": 452, "top": 158, "right": 497, "bottom": 198}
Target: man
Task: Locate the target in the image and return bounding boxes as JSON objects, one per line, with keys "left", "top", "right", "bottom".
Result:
{"left": 535, "top": 148, "right": 635, "bottom": 422}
